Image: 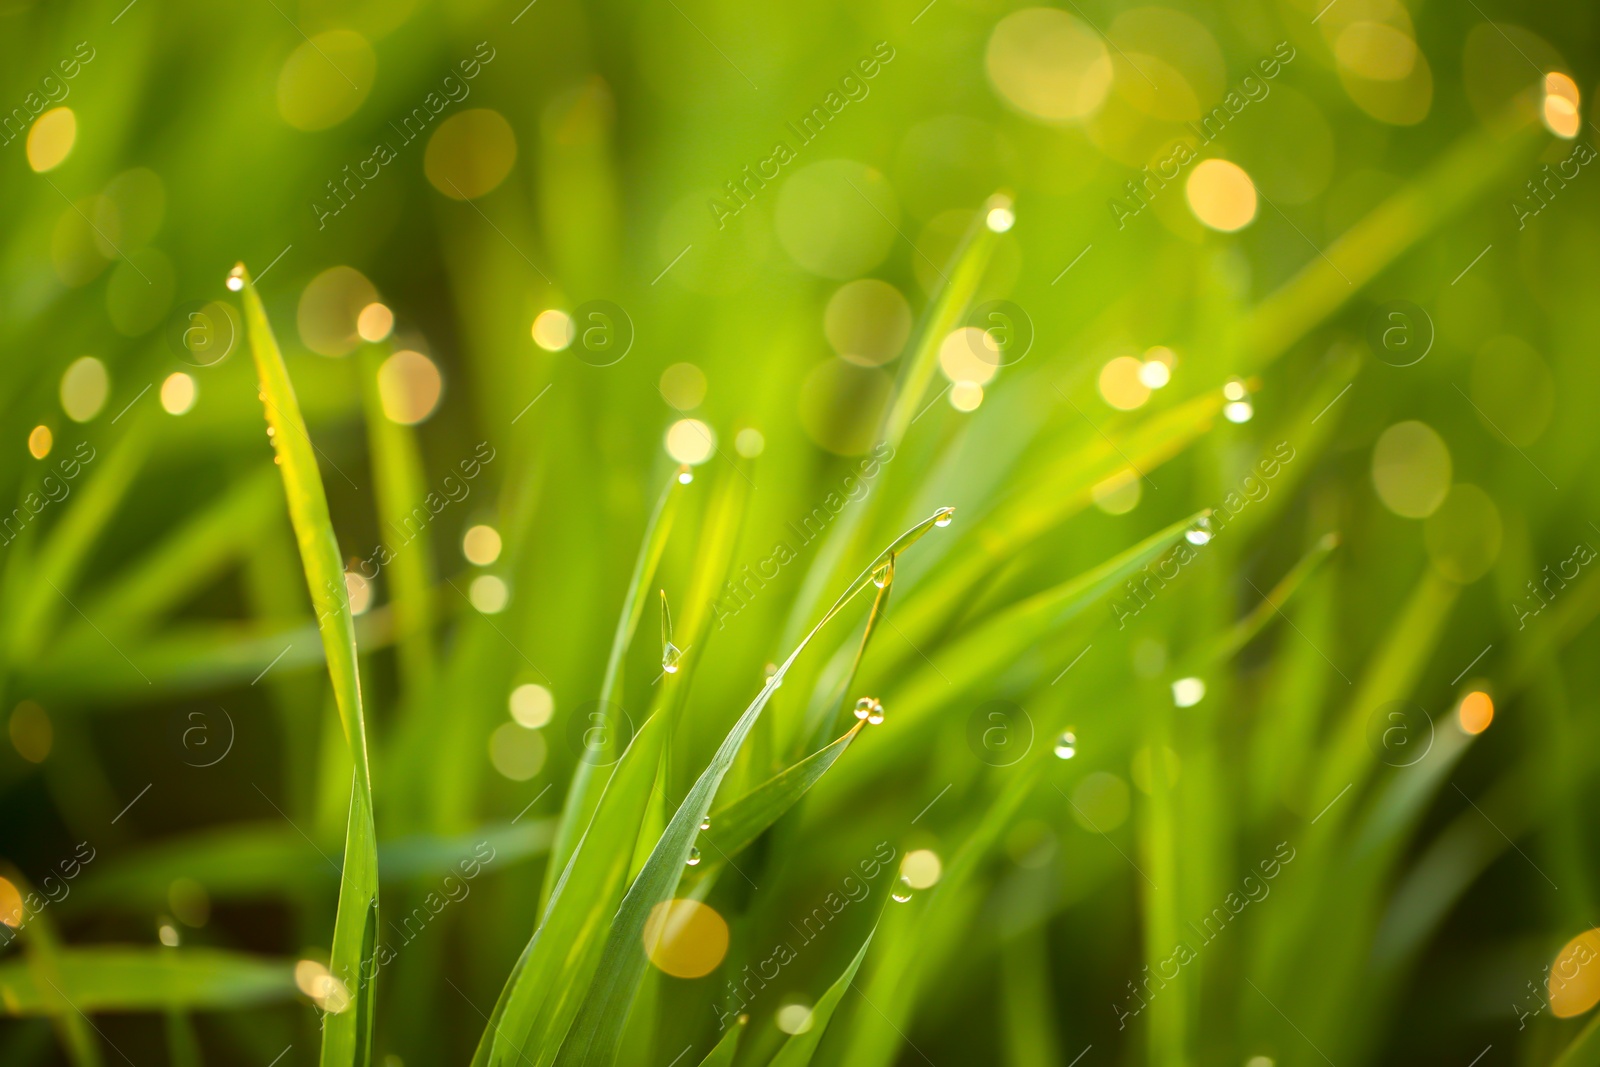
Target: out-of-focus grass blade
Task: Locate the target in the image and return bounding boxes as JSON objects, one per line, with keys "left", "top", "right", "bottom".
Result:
{"left": 779, "top": 198, "right": 1007, "bottom": 652}
{"left": 68, "top": 820, "right": 552, "bottom": 914}
{"left": 999, "top": 936, "right": 1064, "bottom": 1067}
{"left": 694, "top": 1016, "right": 745, "bottom": 1067}
{"left": 1, "top": 865, "right": 99, "bottom": 1065}
{"left": 543, "top": 467, "right": 689, "bottom": 907}
{"left": 1241, "top": 116, "right": 1540, "bottom": 373}
{"left": 234, "top": 262, "right": 379, "bottom": 1067}
{"left": 688, "top": 721, "right": 864, "bottom": 884}
{"left": 1187, "top": 532, "right": 1339, "bottom": 668}
{"left": 6, "top": 414, "right": 154, "bottom": 665}
{"left": 0, "top": 948, "right": 296, "bottom": 1015}
{"left": 768, "top": 928, "right": 876, "bottom": 1067}
{"left": 1553, "top": 1001, "right": 1600, "bottom": 1066}
{"left": 838, "top": 759, "right": 1045, "bottom": 1067}
{"left": 551, "top": 509, "right": 953, "bottom": 1067}
{"left": 358, "top": 342, "right": 436, "bottom": 696}
{"left": 23, "top": 612, "right": 397, "bottom": 702}
{"left": 75, "top": 466, "right": 280, "bottom": 635}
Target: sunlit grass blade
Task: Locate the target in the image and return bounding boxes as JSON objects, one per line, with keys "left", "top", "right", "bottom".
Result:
{"left": 234, "top": 262, "right": 379, "bottom": 1067}
{"left": 0, "top": 948, "right": 297, "bottom": 1014}
{"left": 768, "top": 927, "right": 876, "bottom": 1067}
{"left": 550, "top": 509, "right": 953, "bottom": 1067}
{"left": 543, "top": 467, "right": 689, "bottom": 906}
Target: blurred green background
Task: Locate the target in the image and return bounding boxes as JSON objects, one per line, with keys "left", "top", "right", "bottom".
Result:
{"left": 2, "top": 0, "right": 1600, "bottom": 1063}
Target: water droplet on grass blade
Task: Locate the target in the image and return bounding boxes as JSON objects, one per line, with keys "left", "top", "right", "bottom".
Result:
{"left": 854, "top": 697, "right": 883, "bottom": 722}
{"left": 662, "top": 643, "right": 682, "bottom": 673}
{"left": 891, "top": 877, "right": 913, "bottom": 902}
{"left": 699, "top": 817, "right": 711, "bottom": 831}
{"left": 934, "top": 507, "right": 955, "bottom": 527}
{"left": 1185, "top": 515, "right": 1213, "bottom": 545}
{"left": 1054, "top": 730, "right": 1077, "bottom": 759}
{"left": 686, "top": 847, "right": 701, "bottom": 866}
{"left": 872, "top": 556, "right": 895, "bottom": 588}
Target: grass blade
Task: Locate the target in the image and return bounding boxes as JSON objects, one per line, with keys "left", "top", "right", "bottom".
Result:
{"left": 233, "top": 262, "right": 379, "bottom": 1067}
{"left": 0, "top": 948, "right": 297, "bottom": 1015}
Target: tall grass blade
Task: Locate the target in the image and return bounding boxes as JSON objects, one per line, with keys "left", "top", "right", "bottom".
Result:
{"left": 234, "top": 263, "right": 379, "bottom": 1067}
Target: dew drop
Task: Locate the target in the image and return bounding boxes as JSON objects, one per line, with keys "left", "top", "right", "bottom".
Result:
{"left": 226, "top": 265, "right": 246, "bottom": 291}
{"left": 1185, "top": 515, "right": 1213, "bottom": 546}
{"left": 853, "top": 697, "right": 882, "bottom": 722}
{"left": 662, "top": 642, "right": 683, "bottom": 674}
{"left": 872, "top": 557, "right": 895, "bottom": 589}
{"left": 699, "top": 817, "right": 711, "bottom": 831}
{"left": 934, "top": 507, "right": 955, "bottom": 528}
{"left": 868, "top": 706, "right": 885, "bottom": 726}
{"left": 686, "top": 847, "right": 701, "bottom": 866}
{"left": 1053, "top": 730, "right": 1077, "bottom": 759}
{"left": 891, "top": 877, "right": 913, "bottom": 903}
{"left": 677, "top": 466, "right": 694, "bottom": 485}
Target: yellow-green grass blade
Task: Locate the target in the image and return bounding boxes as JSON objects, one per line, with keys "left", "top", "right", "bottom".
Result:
{"left": 551, "top": 509, "right": 954, "bottom": 1067}
{"left": 768, "top": 927, "right": 877, "bottom": 1067}
{"left": 543, "top": 467, "right": 689, "bottom": 907}
{"left": 0, "top": 948, "right": 297, "bottom": 1015}
{"left": 694, "top": 1014, "right": 745, "bottom": 1067}
{"left": 234, "top": 262, "right": 379, "bottom": 1067}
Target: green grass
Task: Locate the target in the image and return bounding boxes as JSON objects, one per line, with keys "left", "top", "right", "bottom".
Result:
{"left": 2, "top": 1, "right": 1599, "bottom": 1065}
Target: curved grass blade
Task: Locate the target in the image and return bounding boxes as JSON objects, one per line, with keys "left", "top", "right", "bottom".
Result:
{"left": 550, "top": 509, "right": 954, "bottom": 1067}
{"left": 768, "top": 927, "right": 876, "bottom": 1067}
{"left": 687, "top": 721, "right": 865, "bottom": 884}
{"left": 0, "top": 948, "right": 296, "bottom": 1015}
{"left": 543, "top": 467, "right": 689, "bottom": 907}
{"left": 234, "top": 262, "right": 379, "bottom": 1067}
